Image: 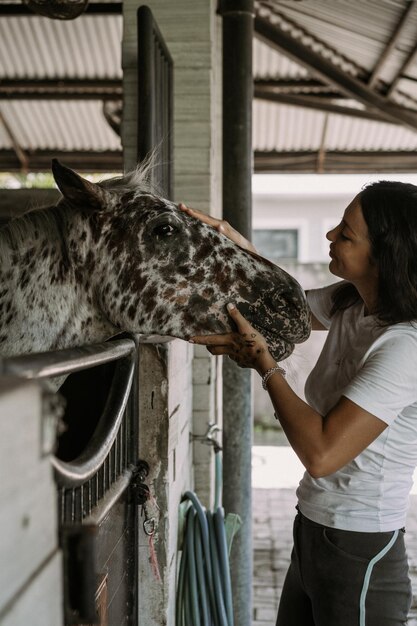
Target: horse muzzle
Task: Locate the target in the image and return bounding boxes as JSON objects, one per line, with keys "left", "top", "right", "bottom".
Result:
{"left": 237, "top": 283, "right": 311, "bottom": 362}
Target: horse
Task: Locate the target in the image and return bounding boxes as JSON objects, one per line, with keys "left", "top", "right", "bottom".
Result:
{"left": 0, "top": 159, "right": 311, "bottom": 360}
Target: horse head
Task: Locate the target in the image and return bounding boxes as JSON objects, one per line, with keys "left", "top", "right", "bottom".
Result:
{"left": 52, "top": 160, "right": 310, "bottom": 361}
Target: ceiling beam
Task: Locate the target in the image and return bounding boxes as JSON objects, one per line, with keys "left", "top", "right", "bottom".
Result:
{"left": 254, "top": 88, "right": 399, "bottom": 123}
{"left": 316, "top": 114, "right": 329, "bottom": 174}
{"left": 0, "top": 150, "right": 122, "bottom": 172}
{"left": 254, "top": 150, "right": 417, "bottom": 173}
{"left": 255, "top": 13, "right": 417, "bottom": 132}
{"left": 368, "top": 1, "right": 417, "bottom": 89}
{"left": 0, "top": 3, "right": 122, "bottom": 15}
{"left": 254, "top": 78, "right": 341, "bottom": 97}
{"left": 386, "top": 44, "right": 417, "bottom": 98}
{"left": 0, "top": 79, "right": 122, "bottom": 100}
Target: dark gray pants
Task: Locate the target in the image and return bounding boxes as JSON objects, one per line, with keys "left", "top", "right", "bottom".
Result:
{"left": 276, "top": 511, "right": 412, "bottom": 626}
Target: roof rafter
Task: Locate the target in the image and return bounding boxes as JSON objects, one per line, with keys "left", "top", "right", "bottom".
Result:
{"left": 254, "top": 150, "right": 417, "bottom": 173}
{"left": 386, "top": 44, "right": 417, "bottom": 98}
{"left": 0, "top": 3, "right": 122, "bottom": 16}
{"left": 368, "top": 0, "right": 417, "bottom": 89}
{"left": 254, "top": 78, "right": 341, "bottom": 97}
{"left": 0, "top": 149, "right": 122, "bottom": 172}
{"left": 0, "top": 79, "right": 122, "bottom": 100}
{"left": 254, "top": 12, "right": 417, "bottom": 132}
{"left": 254, "top": 89, "right": 399, "bottom": 123}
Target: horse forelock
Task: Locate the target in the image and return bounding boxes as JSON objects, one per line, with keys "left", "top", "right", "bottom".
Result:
{"left": 100, "top": 157, "right": 162, "bottom": 199}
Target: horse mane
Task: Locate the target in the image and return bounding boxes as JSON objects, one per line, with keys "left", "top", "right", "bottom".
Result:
{"left": 0, "top": 156, "right": 159, "bottom": 265}
{"left": 0, "top": 205, "right": 70, "bottom": 268}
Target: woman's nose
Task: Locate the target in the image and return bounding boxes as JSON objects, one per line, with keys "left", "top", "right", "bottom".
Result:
{"left": 326, "top": 227, "right": 336, "bottom": 241}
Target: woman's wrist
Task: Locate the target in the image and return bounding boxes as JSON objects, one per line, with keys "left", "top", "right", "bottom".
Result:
{"left": 256, "top": 353, "right": 278, "bottom": 377}
{"left": 261, "top": 365, "right": 286, "bottom": 389}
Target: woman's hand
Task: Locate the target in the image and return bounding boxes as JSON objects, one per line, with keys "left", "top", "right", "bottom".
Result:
{"left": 190, "top": 303, "right": 276, "bottom": 374}
{"left": 179, "top": 203, "right": 258, "bottom": 254}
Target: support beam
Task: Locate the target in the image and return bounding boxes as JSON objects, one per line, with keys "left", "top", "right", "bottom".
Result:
{"left": 386, "top": 43, "right": 417, "bottom": 98}
{"left": 316, "top": 114, "right": 329, "bottom": 173}
{"left": 255, "top": 12, "right": 417, "bottom": 132}
{"left": 368, "top": 1, "right": 417, "bottom": 89}
{"left": 254, "top": 88, "right": 400, "bottom": 123}
{"left": 219, "top": 2, "right": 254, "bottom": 625}
{"left": 0, "top": 79, "right": 122, "bottom": 100}
{"left": 254, "top": 150, "right": 417, "bottom": 173}
{"left": 0, "top": 150, "right": 122, "bottom": 172}
{"left": 0, "top": 3, "right": 122, "bottom": 15}
{"left": 254, "top": 77, "right": 340, "bottom": 97}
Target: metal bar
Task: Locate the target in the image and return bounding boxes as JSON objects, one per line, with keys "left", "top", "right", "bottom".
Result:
{"left": 386, "top": 43, "right": 417, "bottom": 97}
{"left": 254, "top": 150, "right": 417, "bottom": 172}
{"left": 254, "top": 88, "right": 399, "bottom": 123}
{"left": 0, "top": 149, "right": 123, "bottom": 172}
{"left": 254, "top": 12, "right": 417, "bottom": 132}
{"left": 1, "top": 338, "right": 135, "bottom": 380}
{"left": 316, "top": 113, "right": 329, "bottom": 173}
{"left": 0, "top": 79, "right": 122, "bottom": 100}
{"left": 219, "top": 2, "right": 254, "bottom": 625}
{"left": 0, "top": 3, "right": 122, "bottom": 15}
{"left": 137, "top": 5, "right": 174, "bottom": 198}
{"left": 52, "top": 352, "right": 135, "bottom": 487}
{"left": 82, "top": 469, "right": 133, "bottom": 526}
{"left": 254, "top": 77, "right": 338, "bottom": 93}
{"left": 368, "top": 1, "right": 417, "bottom": 89}
{"left": 137, "top": 6, "right": 156, "bottom": 166}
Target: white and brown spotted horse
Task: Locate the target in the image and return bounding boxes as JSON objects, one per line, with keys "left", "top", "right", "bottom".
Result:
{"left": 0, "top": 160, "right": 310, "bottom": 360}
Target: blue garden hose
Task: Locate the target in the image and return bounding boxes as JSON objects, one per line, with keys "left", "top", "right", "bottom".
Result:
{"left": 176, "top": 449, "right": 241, "bottom": 626}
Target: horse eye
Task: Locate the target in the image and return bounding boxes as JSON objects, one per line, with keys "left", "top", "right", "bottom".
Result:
{"left": 152, "top": 223, "right": 177, "bottom": 238}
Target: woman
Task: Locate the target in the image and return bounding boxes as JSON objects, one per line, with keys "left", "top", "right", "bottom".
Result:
{"left": 180, "top": 180, "right": 417, "bottom": 626}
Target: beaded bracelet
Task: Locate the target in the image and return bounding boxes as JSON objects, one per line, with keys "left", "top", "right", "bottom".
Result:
{"left": 261, "top": 365, "right": 286, "bottom": 389}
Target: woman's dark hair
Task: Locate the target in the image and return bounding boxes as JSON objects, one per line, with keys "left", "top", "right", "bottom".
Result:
{"left": 331, "top": 180, "right": 417, "bottom": 324}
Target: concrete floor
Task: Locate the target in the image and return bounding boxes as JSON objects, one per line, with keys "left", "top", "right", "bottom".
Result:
{"left": 252, "top": 448, "right": 417, "bottom": 626}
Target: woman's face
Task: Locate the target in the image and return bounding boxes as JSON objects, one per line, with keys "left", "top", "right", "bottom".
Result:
{"left": 326, "top": 195, "right": 378, "bottom": 289}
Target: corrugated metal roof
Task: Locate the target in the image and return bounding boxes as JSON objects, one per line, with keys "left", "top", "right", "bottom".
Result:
{"left": 257, "top": 0, "right": 416, "bottom": 82}
{"left": 253, "top": 38, "right": 308, "bottom": 79}
{"left": 2, "top": 1, "right": 417, "bottom": 172}
{"left": 254, "top": 0, "right": 417, "bottom": 167}
{"left": 253, "top": 100, "right": 417, "bottom": 153}
{"left": 0, "top": 100, "right": 121, "bottom": 151}
{"left": 0, "top": 14, "right": 122, "bottom": 79}
{"left": 0, "top": 6, "right": 122, "bottom": 167}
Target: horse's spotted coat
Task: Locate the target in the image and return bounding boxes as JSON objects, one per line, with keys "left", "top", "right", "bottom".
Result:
{"left": 0, "top": 160, "right": 311, "bottom": 359}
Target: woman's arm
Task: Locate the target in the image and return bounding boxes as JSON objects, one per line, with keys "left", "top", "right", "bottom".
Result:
{"left": 191, "top": 304, "right": 387, "bottom": 478}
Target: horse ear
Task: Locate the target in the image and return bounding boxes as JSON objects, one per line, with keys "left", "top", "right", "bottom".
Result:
{"left": 51, "top": 159, "right": 109, "bottom": 212}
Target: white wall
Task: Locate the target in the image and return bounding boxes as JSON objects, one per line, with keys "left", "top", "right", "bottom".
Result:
{"left": 0, "top": 380, "right": 62, "bottom": 626}
{"left": 253, "top": 172, "right": 417, "bottom": 263}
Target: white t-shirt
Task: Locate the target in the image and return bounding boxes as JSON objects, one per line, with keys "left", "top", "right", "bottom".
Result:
{"left": 296, "top": 282, "right": 417, "bottom": 532}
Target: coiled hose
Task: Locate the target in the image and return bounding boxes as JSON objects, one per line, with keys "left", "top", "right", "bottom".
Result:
{"left": 176, "top": 450, "right": 241, "bottom": 626}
